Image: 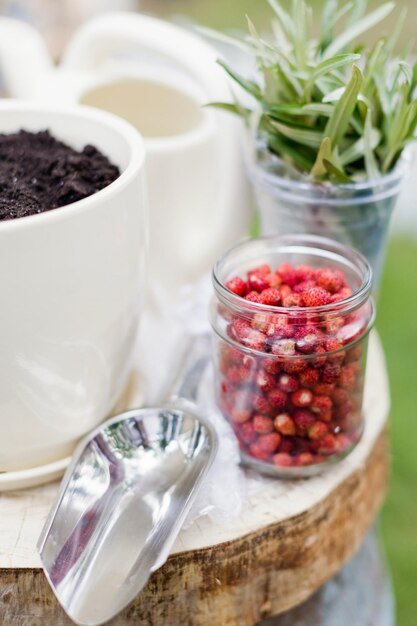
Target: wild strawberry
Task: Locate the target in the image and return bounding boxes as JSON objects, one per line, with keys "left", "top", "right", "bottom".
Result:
{"left": 230, "top": 408, "right": 251, "bottom": 424}
{"left": 338, "top": 287, "right": 353, "bottom": 299}
{"left": 283, "top": 293, "right": 303, "bottom": 307}
{"left": 339, "top": 364, "right": 356, "bottom": 389}
{"left": 295, "top": 452, "right": 315, "bottom": 466}
{"left": 258, "top": 432, "right": 281, "bottom": 454}
{"left": 238, "top": 422, "right": 256, "bottom": 444}
{"left": 245, "top": 291, "right": 263, "bottom": 303}
{"left": 277, "top": 373, "right": 299, "bottom": 393}
{"left": 265, "top": 272, "right": 282, "bottom": 288}
{"left": 248, "top": 272, "right": 270, "bottom": 292}
{"left": 293, "top": 409, "right": 316, "bottom": 435}
{"left": 271, "top": 338, "right": 296, "bottom": 357}
{"left": 238, "top": 366, "right": 255, "bottom": 384}
{"left": 252, "top": 312, "right": 272, "bottom": 332}
{"left": 268, "top": 389, "right": 288, "bottom": 409}
{"left": 252, "top": 264, "right": 272, "bottom": 275}
{"left": 302, "top": 287, "right": 331, "bottom": 307}
{"left": 249, "top": 442, "right": 270, "bottom": 460}
{"left": 293, "top": 280, "right": 316, "bottom": 294}
{"left": 320, "top": 409, "right": 332, "bottom": 423}
{"left": 346, "top": 345, "right": 362, "bottom": 363}
{"left": 311, "top": 395, "right": 332, "bottom": 416}
{"left": 252, "top": 393, "right": 271, "bottom": 415}
{"left": 315, "top": 382, "right": 335, "bottom": 395}
{"left": 231, "top": 318, "right": 251, "bottom": 341}
{"left": 325, "top": 338, "right": 345, "bottom": 363}
{"left": 325, "top": 316, "right": 345, "bottom": 334}
{"left": 283, "top": 358, "right": 308, "bottom": 374}
{"left": 244, "top": 329, "right": 266, "bottom": 351}
{"left": 225, "top": 276, "right": 247, "bottom": 297}
{"left": 255, "top": 370, "right": 276, "bottom": 392}
{"left": 280, "top": 284, "right": 292, "bottom": 299}
{"left": 322, "top": 362, "right": 342, "bottom": 383}
{"left": 291, "top": 388, "right": 313, "bottom": 408}
{"left": 259, "top": 288, "right": 281, "bottom": 306}
{"left": 332, "top": 388, "right": 349, "bottom": 406}
{"left": 299, "top": 368, "right": 320, "bottom": 388}
{"left": 219, "top": 342, "right": 241, "bottom": 362}
{"left": 253, "top": 415, "right": 274, "bottom": 434}
{"left": 267, "top": 323, "right": 294, "bottom": 339}
{"left": 274, "top": 413, "right": 296, "bottom": 436}
{"left": 263, "top": 359, "right": 282, "bottom": 375}
{"left": 316, "top": 433, "right": 338, "bottom": 455}
{"left": 335, "top": 400, "right": 354, "bottom": 420}
{"left": 316, "top": 268, "right": 345, "bottom": 294}
{"left": 295, "top": 265, "right": 316, "bottom": 282}
{"left": 295, "top": 326, "right": 322, "bottom": 354}
{"left": 226, "top": 366, "right": 241, "bottom": 385}
{"left": 308, "top": 421, "right": 329, "bottom": 441}
{"left": 330, "top": 293, "right": 345, "bottom": 304}
{"left": 276, "top": 262, "right": 297, "bottom": 287}
{"left": 273, "top": 452, "right": 293, "bottom": 467}
{"left": 311, "top": 346, "right": 327, "bottom": 368}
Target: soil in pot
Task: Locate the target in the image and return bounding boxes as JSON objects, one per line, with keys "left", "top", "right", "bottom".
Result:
{"left": 0, "top": 129, "right": 120, "bottom": 221}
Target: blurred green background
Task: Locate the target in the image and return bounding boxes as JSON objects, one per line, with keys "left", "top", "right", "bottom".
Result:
{"left": 141, "top": 1, "right": 417, "bottom": 624}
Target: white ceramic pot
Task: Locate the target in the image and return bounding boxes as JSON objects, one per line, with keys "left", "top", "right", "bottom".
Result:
{"left": 0, "top": 13, "right": 250, "bottom": 302}
{"left": 0, "top": 101, "right": 147, "bottom": 471}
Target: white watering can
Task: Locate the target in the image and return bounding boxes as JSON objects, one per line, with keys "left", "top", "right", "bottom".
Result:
{"left": 0, "top": 12, "right": 250, "bottom": 302}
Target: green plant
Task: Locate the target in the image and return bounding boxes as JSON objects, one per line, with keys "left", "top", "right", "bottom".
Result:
{"left": 209, "top": 0, "right": 417, "bottom": 182}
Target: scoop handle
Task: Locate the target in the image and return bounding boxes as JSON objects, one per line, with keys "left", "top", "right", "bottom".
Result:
{"left": 161, "top": 334, "right": 212, "bottom": 406}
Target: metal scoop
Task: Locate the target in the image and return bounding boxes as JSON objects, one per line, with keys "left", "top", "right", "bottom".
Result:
{"left": 38, "top": 335, "right": 217, "bottom": 626}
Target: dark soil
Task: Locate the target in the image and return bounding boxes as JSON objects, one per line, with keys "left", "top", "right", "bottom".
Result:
{"left": 0, "top": 129, "right": 120, "bottom": 221}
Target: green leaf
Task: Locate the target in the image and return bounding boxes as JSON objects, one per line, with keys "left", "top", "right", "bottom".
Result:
{"left": 385, "top": 7, "right": 407, "bottom": 58}
{"left": 364, "top": 109, "right": 381, "bottom": 179}
{"left": 265, "top": 102, "right": 333, "bottom": 117}
{"left": 362, "top": 39, "right": 385, "bottom": 99}
{"left": 324, "top": 65, "right": 363, "bottom": 146}
{"left": 319, "top": 0, "right": 339, "bottom": 52}
{"left": 217, "top": 60, "right": 262, "bottom": 100}
{"left": 398, "top": 61, "right": 412, "bottom": 86}
{"left": 292, "top": 0, "right": 308, "bottom": 70}
{"left": 269, "top": 119, "right": 324, "bottom": 148}
{"left": 324, "top": 2, "right": 395, "bottom": 58}
{"left": 267, "top": 0, "right": 294, "bottom": 37}
{"left": 340, "top": 127, "right": 381, "bottom": 166}
{"left": 323, "top": 159, "right": 352, "bottom": 182}
{"left": 266, "top": 132, "right": 316, "bottom": 170}
{"left": 308, "top": 53, "right": 360, "bottom": 89}
{"left": 207, "top": 102, "right": 251, "bottom": 119}
{"left": 347, "top": 0, "right": 369, "bottom": 27}
{"left": 311, "top": 136, "right": 333, "bottom": 178}
{"left": 196, "top": 26, "right": 251, "bottom": 54}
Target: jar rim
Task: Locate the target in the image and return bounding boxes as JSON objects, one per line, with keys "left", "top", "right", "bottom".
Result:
{"left": 212, "top": 234, "right": 373, "bottom": 317}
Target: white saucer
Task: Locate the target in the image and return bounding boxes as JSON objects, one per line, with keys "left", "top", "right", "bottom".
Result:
{"left": 0, "top": 456, "right": 70, "bottom": 492}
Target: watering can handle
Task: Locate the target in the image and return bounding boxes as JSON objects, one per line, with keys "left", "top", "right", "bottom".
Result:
{"left": 64, "top": 12, "right": 249, "bottom": 277}
{"left": 63, "top": 12, "right": 230, "bottom": 101}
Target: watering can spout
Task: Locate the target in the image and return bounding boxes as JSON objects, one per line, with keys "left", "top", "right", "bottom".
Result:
{"left": 0, "top": 17, "right": 53, "bottom": 99}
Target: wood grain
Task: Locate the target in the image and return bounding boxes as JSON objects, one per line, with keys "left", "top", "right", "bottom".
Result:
{"left": 0, "top": 333, "right": 390, "bottom": 625}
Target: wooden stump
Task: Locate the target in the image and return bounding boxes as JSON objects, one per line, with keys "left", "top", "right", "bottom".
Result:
{"left": 0, "top": 333, "right": 390, "bottom": 625}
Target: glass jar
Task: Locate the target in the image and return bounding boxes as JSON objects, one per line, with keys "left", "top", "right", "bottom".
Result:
{"left": 249, "top": 143, "right": 409, "bottom": 292}
{"left": 210, "top": 234, "right": 375, "bottom": 478}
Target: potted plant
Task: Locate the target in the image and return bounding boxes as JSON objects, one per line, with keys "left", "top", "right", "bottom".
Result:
{"left": 209, "top": 0, "right": 417, "bottom": 289}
